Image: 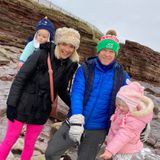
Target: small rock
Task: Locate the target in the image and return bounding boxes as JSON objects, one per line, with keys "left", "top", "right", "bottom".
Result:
{"left": 31, "top": 154, "right": 45, "bottom": 160}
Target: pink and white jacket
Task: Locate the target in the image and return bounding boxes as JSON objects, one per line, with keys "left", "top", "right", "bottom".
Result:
{"left": 105, "top": 96, "right": 154, "bottom": 155}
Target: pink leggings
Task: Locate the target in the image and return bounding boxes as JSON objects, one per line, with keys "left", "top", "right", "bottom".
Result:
{"left": 0, "top": 119, "right": 43, "bottom": 160}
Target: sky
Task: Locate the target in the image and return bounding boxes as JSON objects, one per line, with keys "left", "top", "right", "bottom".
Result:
{"left": 49, "top": 0, "right": 160, "bottom": 52}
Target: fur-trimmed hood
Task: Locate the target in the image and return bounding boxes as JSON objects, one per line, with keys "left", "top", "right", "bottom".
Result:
{"left": 130, "top": 96, "right": 154, "bottom": 117}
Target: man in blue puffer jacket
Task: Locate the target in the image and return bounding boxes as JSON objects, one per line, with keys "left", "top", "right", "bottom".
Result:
{"left": 45, "top": 30, "right": 130, "bottom": 160}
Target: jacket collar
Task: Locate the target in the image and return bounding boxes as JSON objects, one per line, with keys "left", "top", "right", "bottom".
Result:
{"left": 95, "top": 57, "right": 116, "bottom": 72}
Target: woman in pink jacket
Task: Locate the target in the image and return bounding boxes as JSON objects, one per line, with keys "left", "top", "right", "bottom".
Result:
{"left": 100, "top": 80, "right": 154, "bottom": 160}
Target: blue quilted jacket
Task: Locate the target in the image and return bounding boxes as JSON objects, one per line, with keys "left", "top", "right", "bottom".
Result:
{"left": 71, "top": 57, "right": 129, "bottom": 130}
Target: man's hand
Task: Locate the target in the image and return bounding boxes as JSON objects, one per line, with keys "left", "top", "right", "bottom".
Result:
{"left": 68, "top": 114, "right": 85, "bottom": 144}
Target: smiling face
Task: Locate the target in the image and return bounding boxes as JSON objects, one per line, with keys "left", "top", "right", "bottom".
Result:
{"left": 98, "top": 49, "right": 116, "bottom": 65}
{"left": 36, "top": 29, "right": 50, "bottom": 44}
{"left": 116, "top": 97, "right": 129, "bottom": 113}
{"left": 58, "top": 42, "right": 75, "bottom": 59}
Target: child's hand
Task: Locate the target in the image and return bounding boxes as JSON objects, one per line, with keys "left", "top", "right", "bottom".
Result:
{"left": 100, "top": 150, "right": 112, "bottom": 160}
{"left": 17, "top": 62, "right": 24, "bottom": 69}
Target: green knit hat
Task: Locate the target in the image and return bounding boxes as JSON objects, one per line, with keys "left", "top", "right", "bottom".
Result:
{"left": 97, "top": 35, "right": 120, "bottom": 56}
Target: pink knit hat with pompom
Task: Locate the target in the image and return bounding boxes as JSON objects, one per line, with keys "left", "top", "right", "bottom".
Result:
{"left": 116, "top": 80, "right": 144, "bottom": 112}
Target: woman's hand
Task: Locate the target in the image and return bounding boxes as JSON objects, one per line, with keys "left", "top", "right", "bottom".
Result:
{"left": 40, "top": 42, "right": 52, "bottom": 51}
{"left": 100, "top": 150, "right": 112, "bottom": 160}
{"left": 7, "top": 105, "right": 17, "bottom": 122}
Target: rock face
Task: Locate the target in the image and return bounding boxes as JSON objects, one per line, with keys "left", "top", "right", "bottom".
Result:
{"left": 0, "top": 0, "right": 160, "bottom": 159}
{"left": 0, "top": 0, "right": 160, "bottom": 85}
{"left": 118, "top": 41, "right": 160, "bottom": 85}
{"left": 0, "top": 0, "right": 100, "bottom": 61}
{"left": 0, "top": 0, "right": 160, "bottom": 86}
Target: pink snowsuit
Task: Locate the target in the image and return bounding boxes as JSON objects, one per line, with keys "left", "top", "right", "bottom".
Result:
{"left": 105, "top": 96, "right": 153, "bottom": 155}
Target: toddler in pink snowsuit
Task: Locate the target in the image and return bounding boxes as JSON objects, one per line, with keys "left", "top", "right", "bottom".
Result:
{"left": 100, "top": 80, "right": 154, "bottom": 160}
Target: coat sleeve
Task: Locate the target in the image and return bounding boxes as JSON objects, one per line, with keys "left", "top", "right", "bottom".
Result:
{"left": 58, "top": 83, "right": 70, "bottom": 107}
{"left": 70, "top": 65, "right": 86, "bottom": 114}
{"left": 106, "top": 117, "right": 145, "bottom": 155}
{"left": 58, "top": 63, "right": 78, "bottom": 107}
{"left": 7, "top": 51, "right": 41, "bottom": 107}
{"left": 19, "top": 41, "right": 35, "bottom": 62}
{"left": 123, "top": 72, "right": 130, "bottom": 85}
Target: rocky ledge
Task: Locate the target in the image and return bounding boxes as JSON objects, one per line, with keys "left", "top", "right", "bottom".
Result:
{"left": 0, "top": 0, "right": 160, "bottom": 159}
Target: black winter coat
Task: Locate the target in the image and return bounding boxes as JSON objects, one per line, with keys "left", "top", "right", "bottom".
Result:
{"left": 7, "top": 43, "right": 78, "bottom": 124}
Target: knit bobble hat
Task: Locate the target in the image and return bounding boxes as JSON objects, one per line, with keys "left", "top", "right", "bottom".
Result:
{"left": 54, "top": 27, "right": 80, "bottom": 49}
{"left": 116, "top": 80, "right": 145, "bottom": 112}
{"left": 96, "top": 29, "right": 120, "bottom": 56}
{"left": 36, "top": 16, "right": 55, "bottom": 41}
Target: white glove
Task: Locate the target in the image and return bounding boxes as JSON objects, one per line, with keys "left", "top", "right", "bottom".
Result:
{"left": 69, "top": 114, "right": 85, "bottom": 144}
